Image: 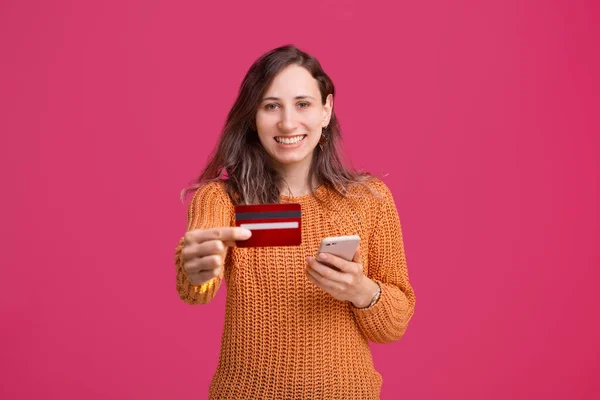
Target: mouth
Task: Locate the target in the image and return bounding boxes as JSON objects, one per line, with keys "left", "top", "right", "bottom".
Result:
{"left": 274, "top": 135, "right": 307, "bottom": 145}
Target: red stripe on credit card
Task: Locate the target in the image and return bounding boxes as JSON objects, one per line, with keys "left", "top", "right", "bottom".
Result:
{"left": 234, "top": 203, "right": 302, "bottom": 247}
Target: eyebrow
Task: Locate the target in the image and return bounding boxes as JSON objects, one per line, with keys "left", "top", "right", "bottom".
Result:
{"left": 262, "top": 95, "right": 316, "bottom": 102}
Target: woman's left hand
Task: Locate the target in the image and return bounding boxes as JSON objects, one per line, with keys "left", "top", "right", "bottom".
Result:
{"left": 305, "top": 248, "right": 380, "bottom": 308}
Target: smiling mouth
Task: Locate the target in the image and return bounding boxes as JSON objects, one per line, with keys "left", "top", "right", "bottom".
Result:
{"left": 274, "top": 135, "right": 307, "bottom": 145}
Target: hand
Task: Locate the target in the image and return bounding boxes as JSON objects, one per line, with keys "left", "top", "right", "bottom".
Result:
{"left": 305, "top": 247, "right": 379, "bottom": 308}
{"left": 181, "top": 227, "right": 252, "bottom": 285}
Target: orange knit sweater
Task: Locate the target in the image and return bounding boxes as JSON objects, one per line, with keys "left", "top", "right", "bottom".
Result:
{"left": 174, "top": 178, "right": 415, "bottom": 400}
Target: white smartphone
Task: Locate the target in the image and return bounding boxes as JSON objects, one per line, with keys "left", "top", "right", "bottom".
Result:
{"left": 318, "top": 235, "right": 361, "bottom": 262}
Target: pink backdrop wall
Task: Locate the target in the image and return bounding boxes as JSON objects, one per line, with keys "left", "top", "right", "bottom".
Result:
{"left": 1, "top": 1, "right": 598, "bottom": 399}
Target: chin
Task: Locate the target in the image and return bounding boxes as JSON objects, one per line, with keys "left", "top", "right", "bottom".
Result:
{"left": 270, "top": 151, "right": 313, "bottom": 166}
{"left": 273, "top": 156, "right": 307, "bottom": 166}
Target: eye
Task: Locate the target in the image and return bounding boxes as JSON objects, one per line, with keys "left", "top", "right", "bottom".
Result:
{"left": 297, "top": 102, "right": 310, "bottom": 109}
{"left": 264, "top": 103, "right": 279, "bottom": 111}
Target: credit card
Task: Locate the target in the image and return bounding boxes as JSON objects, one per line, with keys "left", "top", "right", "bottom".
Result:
{"left": 234, "top": 203, "right": 302, "bottom": 247}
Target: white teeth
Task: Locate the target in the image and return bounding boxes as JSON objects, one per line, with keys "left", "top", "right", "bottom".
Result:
{"left": 275, "top": 135, "right": 305, "bottom": 144}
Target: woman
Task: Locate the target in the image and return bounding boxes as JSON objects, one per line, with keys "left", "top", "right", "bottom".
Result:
{"left": 174, "top": 45, "right": 415, "bottom": 399}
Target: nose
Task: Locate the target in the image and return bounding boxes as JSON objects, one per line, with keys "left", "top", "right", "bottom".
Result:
{"left": 278, "top": 108, "right": 298, "bottom": 132}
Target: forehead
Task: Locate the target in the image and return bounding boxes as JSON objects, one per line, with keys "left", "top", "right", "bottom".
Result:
{"left": 263, "top": 65, "right": 320, "bottom": 97}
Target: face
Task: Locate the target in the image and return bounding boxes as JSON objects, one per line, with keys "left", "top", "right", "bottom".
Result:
{"left": 255, "top": 64, "right": 332, "bottom": 172}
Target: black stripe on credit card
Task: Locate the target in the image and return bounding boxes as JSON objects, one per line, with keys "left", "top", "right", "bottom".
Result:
{"left": 235, "top": 210, "right": 302, "bottom": 220}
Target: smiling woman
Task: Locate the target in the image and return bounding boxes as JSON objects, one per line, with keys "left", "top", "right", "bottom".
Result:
{"left": 174, "top": 45, "right": 416, "bottom": 400}
{"left": 255, "top": 65, "right": 331, "bottom": 175}
{"left": 181, "top": 45, "right": 372, "bottom": 204}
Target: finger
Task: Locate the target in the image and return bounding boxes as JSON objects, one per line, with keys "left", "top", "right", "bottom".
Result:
{"left": 181, "top": 240, "right": 226, "bottom": 261}
{"left": 317, "top": 252, "right": 363, "bottom": 274}
{"left": 316, "top": 252, "right": 355, "bottom": 273}
{"left": 186, "top": 227, "right": 251, "bottom": 245}
{"left": 352, "top": 247, "right": 362, "bottom": 264}
{"left": 306, "top": 265, "right": 344, "bottom": 293}
{"left": 308, "top": 256, "right": 346, "bottom": 283}
{"left": 306, "top": 258, "right": 327, "bottom": 280}
{"left": 306, "top": 267, "right": 324, "bottom": 288}
{"left": 306, "top": 265, "right": 329, "bottom": 289}
{"left": 185, "top": 254, "right": 222, "bottom": 273}
{"left": 188, "top": 269, "right": 220, "bottom": 285}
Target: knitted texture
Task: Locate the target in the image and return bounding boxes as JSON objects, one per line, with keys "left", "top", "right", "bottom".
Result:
{"left": 174, "top": 179, "right": 416, "bottom": 400}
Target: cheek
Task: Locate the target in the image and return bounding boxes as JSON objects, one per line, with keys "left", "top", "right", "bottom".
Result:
{"left": 255, "top": 115, "right": 273, "bottom": 141}
{"left": 255, "top": 112, "right": 276, "bottom": 130}
{"left": 256, "top": 129, "right": 272, "bottom": 147}
{"left": 304, "top": 108, "right": 325, "bottom": 127}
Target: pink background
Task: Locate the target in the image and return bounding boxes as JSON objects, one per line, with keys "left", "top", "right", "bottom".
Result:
{"left": 1, "top": 1, "right": 598, "bottom": 399}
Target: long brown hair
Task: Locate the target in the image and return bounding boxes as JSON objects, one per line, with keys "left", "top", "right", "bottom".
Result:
{"left": 182, "top": 45, "right": 373, "bottom": 205}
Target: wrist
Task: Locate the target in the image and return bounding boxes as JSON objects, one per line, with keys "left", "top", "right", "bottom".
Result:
{"left": 352, "top": 279, "right": 381, "bottom": 309}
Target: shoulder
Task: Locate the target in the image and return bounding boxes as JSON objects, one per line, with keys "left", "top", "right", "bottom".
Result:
{"left": 346, "top": 177, "right": 395, "bottom": 204}
{"left": 189, "top": 180, "right": 233, "bottom": 208}
{"left": 185, "top": 181, "right": 234, "bottom": 231}
{"left": 339, "top": 178, "right": 399, "bottom": 225}
{"left": 365, "top": 177, "right": 393, "bottom": 197}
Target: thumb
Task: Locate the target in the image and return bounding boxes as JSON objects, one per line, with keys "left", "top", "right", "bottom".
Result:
{"left": 352, "top": 246, "right": 362, "bottom": 264}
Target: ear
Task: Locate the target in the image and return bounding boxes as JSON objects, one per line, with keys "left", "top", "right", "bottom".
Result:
{"left": 322, "top": 94, "right": 333, "bottom": 127}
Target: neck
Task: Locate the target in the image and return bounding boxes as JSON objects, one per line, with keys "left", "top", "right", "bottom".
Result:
{"left": 275, "top": 160, "right": 317, "bottom": 197}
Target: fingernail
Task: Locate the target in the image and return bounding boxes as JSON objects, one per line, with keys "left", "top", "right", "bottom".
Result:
{"left": 318, "top": 253, "right": 327, "bottom": 260}
{"left": 307, "top": 256, "right": 313, "bottom": 262}
{"left": 241, "top": 229, "right": 252, "bottom": 238}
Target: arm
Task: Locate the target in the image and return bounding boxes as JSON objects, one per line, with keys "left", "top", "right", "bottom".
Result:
{"left": 351, "top": 180, "right": 416, "bottom": 343}
{"left": 174, "top": 182, "right": 233, "bottom": 305}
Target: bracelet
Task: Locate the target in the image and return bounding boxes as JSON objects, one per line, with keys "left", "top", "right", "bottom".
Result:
{"left": 357, "top": 281, "right": 381, "bottom": 309}
{"left": 367, "top": 281, "right": 382, "bottom": 308}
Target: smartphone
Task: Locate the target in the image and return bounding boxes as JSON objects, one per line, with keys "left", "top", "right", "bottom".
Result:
{"left": 318, "top": 235, "right": 361, "bottom": 262}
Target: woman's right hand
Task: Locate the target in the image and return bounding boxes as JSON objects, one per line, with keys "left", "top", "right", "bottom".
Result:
{"left": 181, "top": 227, "right": 252, "bottom": 285}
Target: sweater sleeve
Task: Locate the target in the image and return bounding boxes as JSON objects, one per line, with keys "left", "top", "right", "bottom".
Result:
{"left": 174, "top": 182, "right": 234, "bottom": 305}
{"left": 351, "top": 180, "right": 416, "bottom": 343}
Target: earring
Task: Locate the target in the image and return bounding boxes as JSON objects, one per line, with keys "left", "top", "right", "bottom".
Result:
{"left": 319, "top": 126, "right": 328, "bottom": 151}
